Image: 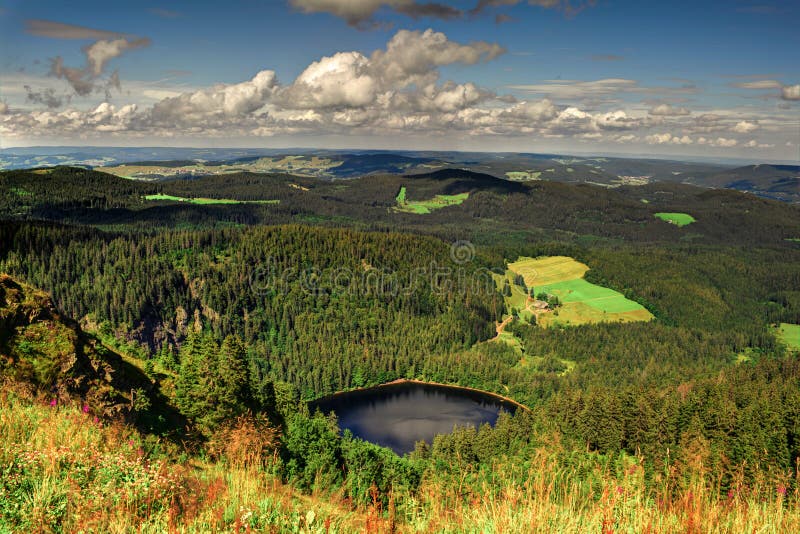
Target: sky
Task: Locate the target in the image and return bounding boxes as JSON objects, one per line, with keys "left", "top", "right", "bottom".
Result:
{"left": 0, "top": 0, "right": 798, "bottom": 161}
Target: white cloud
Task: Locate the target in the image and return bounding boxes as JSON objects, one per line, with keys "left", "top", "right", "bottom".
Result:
{"left": 697, "top": 136, "right": 738, "bottom": 148}
{"left": 732, "top": 120, "right": 758, "bottom": 133}
{"left": 649, "top": 103, "right": 690, "bottom": 116}
{"left": 2, "top": 28, "right": 795, "bottom": 156}
{"left": 84, "top": 38, "right": 150, "bottom": 76}
{"left": 744, "top": 139, "right": 774, "bottom": 149}
{"left": 646, "top": 133, "right": 692, "bottom": 145}
{"left": 782, "top": 84, "right": 800, "bottom": 101}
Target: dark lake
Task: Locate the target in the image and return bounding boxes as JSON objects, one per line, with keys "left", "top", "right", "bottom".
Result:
{"left": 310, "top": 381, "right": 519, "bottom": 455}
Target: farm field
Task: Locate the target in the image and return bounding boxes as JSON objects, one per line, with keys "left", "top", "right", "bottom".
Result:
{"left": 507, "top": 256, "right": 654, "bottom": 327}
{"left": 655, "top": 212, "right": 696, "bottom": 226}
{"left": 776, "top": 323, "right": 800, "bottom": 351}
{"left": 144, "top": 194, "right": 279, "bottom": 205}
{"left": 394, "top": 186, "right": 469, "bottom": 214}
{"left": 508, "top": 255, "right": 589, "bottom": 286}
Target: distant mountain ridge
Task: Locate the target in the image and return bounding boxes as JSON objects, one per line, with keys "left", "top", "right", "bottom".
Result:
{"left": 2, "top": 147, "right": 797, "bottom": 202}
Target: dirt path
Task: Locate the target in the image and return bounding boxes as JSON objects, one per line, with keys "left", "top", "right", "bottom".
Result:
{"left": 491, "top": 296, "right": 539, "bottom": 341}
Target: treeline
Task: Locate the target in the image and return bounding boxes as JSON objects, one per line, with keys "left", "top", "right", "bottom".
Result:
{"left": 3, "top": 167, "right": 799, "bottom": 246}
{"left": 0, "top": 221, "right": 497, "bottom": 398}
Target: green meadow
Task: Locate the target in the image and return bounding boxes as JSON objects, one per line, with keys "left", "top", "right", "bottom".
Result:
{"left": 655, "top": 212, "right": 696, "bottom": 226}
{"left": 505, "top": 256, "right": 654, "bottom": 327}
{"left": 775, "top": 323, "right": 800, "bottom": 351}
{"left": 536, "top": 278, "right": 647, "bottom": 313}
{"left": 394, "top": 186, "right": 469, "bottom": 214}
{"left": 144, "top": 194, "right": 279, "bottom": 205}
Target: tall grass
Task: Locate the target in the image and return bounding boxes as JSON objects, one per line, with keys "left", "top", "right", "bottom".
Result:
{"left": 2, "top": 387, "right": 797, "bottom": 533}
{"left": 0, "top": 388, "right": 377, "bottom": 533}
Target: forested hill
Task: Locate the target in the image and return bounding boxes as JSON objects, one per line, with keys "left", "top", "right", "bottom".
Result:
{"left": 2, "top": 166, "right": 799, "bottom": 246}
{"left": 2, "top": 163, "right": 800, "bottom": 531}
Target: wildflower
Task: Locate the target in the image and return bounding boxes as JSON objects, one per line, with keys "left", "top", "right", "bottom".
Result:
{"left": 49, "top": 398, "right": 57, "bottom": 407}
{"left": 778, "top": 486, "right": 787, "bottom": 496}
{"left": 93, "top": 416, "right": 100, "bottom": 424}
{"left": 83, "top": 405, "right": 90, "bottom": 413}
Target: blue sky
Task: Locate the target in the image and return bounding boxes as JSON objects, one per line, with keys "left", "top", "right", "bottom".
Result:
{"left": 0, "top": 0, "right": 798, "bottom": 160}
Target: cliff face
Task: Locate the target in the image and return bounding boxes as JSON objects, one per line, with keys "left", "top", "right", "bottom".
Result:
{"left": 0, "top": 273, "right": 148, "bottom": 416}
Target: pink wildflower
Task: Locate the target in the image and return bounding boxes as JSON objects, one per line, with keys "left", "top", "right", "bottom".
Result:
{"left": 82, "top": 405, "right": 90, "bottom": 413}
{"left": 49, "top": 399, "right": 57, "bottom": 407}
{"left": 778, "top": 486, "right": 787, "bottom": 496}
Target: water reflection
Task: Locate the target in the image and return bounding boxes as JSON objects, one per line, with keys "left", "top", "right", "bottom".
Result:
{"left": 311, "top": 382, "right": 517, "bottom": 454}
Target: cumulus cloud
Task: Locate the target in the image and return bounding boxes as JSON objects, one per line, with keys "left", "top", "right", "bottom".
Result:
{"left": 277, "top": 29, "right": 502, "bottom": 112}
{"left": 646, "top": 133, "right": 692, "bottom": 145}
{"left": 290, "top": 0, "right": 461, "bottom": 27}
{"left": 0, "top": 28, "right": 782, "bottom": 152}
{"left": 782, "top": 84, "right": 800, "bottom": 101}
{"left": 744, "top": 139, "right": 774, "bottom": 148}
{"left": 150, "top": 70, "right": 278, "bottom": 125}
{"left": 649, "top": 103, "right": 690, "bottom": 116}
{"left": 697, "top": 136, "right": 738, "bottom": 148}
{"left": 732, "top": 120, "right": 758, "bottom": 133}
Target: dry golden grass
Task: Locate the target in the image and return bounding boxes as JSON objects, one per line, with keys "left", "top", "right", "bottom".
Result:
{"left": 508, "top": 256, "right": 589, "bottom": 287}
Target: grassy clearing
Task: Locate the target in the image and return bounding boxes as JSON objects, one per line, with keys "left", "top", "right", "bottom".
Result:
{"left": 507, "top": 256, "right": 653, "bottom": 327}
{"left": 144, "top": 194, "right": 279, "bottom": 205}
{"left": 775, "top": 323, "right": 800, "bottom": 351}
{"left": 655, "top": 212, "right": 696, "bottom": 226}
{"left": 394, "top": 186, "right": 469, "bottom": 214}
{"left": 508, "top": 256, "right": 588, "bottom": 287}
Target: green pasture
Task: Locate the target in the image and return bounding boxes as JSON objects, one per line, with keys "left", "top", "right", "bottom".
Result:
{"left": 144, "top": 194, "right": 279, "bottom": 205}
{"left": 394, "top": 186, "right": 469, "bottom": 214}
{"left": 655, "top": 212, "right": 696, "bottom": 226}
{"left": 536, "top": 278, "right": 647, "bottom": 313}
{"left": 775, "top": 323, "right": 800, "bottom": 351}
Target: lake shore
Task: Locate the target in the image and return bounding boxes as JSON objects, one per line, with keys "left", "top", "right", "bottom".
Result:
{"left": 310, "top": 377, "right": 530, "bottom": 412}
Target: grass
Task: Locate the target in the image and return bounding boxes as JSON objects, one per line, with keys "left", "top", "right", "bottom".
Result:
{"left": 2, "top": 389, "right": 799, "bottom": 533}
{"left": 144, "top": 194, "right": 279, "bottom": 205}
{"left": 394, "top": 187, "right": 469, "bottom": 214}
{"left": 508, "top": 256, "right": 588, "bottom": 287}
{"left": 0, "top": 389, "right": 377, "bottom": 533}
{"left": 506, "top": 256, "right": 653, "bottom": 327}
{"left": 775, "top": 323, "right": 800, "bottom": 352}
{"left": 655, "top": 212, "right": 696, "bottom": 227}
{"left": 535, "top": 278, "right": 645, "bottom": 313}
